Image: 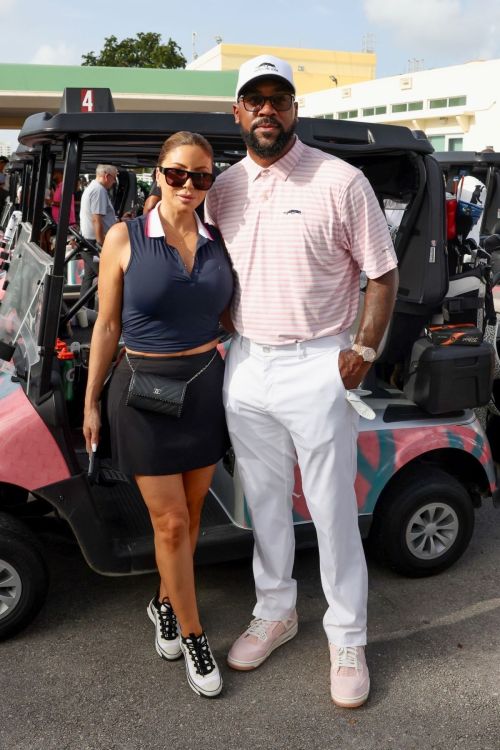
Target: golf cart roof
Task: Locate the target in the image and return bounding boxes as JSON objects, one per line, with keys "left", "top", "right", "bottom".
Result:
{"left": 18, "top": 89, "right": 433, "bottom": 160}
{"left": 434, "top": 151, "right": 500, "bottom": 167}
{"left": 7, "top": 144, "right": 38, "bottom": 167}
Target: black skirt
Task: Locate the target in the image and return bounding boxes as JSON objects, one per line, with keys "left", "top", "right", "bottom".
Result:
{"left": 106, "top": 349, "right": 229, "bottom": 475}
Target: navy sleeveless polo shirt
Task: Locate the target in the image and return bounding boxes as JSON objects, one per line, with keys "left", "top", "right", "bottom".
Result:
{"left": 122, "top": 211, "right": 233, "bottom": 353}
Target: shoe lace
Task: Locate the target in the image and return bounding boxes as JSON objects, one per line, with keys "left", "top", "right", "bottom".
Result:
{"left": 184, "top": 633, "right": 215, "bottom": 676}
{"left": 157, "top": 599, "right": 177, "bottom": 640}
{"left": 246, "top": 618, "right": 274, "bottom": 641}
{"left": 334, "top": 646, "right": 360, "bottom": 671}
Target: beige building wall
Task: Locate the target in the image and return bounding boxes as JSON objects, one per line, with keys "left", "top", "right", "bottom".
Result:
{"left": 187, "top": 43, "right": 376, "bottom": 95}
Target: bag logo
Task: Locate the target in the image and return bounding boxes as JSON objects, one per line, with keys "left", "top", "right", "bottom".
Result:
{"left": 153, "top": 388, "right": 161, "bottom": 395}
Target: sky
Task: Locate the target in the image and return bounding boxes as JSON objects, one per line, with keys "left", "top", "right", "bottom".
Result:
{"left": 1, "top": 0, "right": 500, "bottom": 148}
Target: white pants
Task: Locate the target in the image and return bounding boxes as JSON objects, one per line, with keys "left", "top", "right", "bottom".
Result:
{"left": 223, "top": 333, "right": 368, "bottom": 646}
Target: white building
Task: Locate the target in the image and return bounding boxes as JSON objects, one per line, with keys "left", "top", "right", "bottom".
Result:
{"left": 0, "top": 143, "right": 10, "bottom": 158}
{"left": 299, "top": 58, "right": 500, "bottom": 152}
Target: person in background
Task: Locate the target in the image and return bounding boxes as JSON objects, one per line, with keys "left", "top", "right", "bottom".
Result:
{"left": 79, "top": 164, "right": 118, "bottom": 309}
{"left": 83, "top": 132, "right": 233, "bottom": 699}
{"left": 142, "top": 173, "right": 161, "bottom": 216}
{"left": 49, "top": 170, "right": 77, "bottom": 226}
{"left": 205, "top": 55, "right": 398, "bottom": 709}
{"left": 74, "top": 177, "right": 86, "bottom": 223}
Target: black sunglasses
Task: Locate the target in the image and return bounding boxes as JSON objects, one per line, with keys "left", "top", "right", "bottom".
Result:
{"left": 238, "top": 93, "right": 295, "bottom": 112}
{"left": 157, "top": 166, "right": 215, "bottom": 191}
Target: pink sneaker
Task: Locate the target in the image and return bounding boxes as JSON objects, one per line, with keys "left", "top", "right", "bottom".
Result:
{"left": 329, "top": 645, "right": 370, "bottom": 708}
{"left": 227, "top": 613, "right": 298, "bottom": 671}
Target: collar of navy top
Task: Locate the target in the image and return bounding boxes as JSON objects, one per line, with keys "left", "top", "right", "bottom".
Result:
{"left": 146, "top": 202, "right": 214, "bottom": 244}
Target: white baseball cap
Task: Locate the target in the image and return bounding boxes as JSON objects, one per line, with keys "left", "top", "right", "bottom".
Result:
{"left": 235, "top": 55, "right": 296, "bottom": 99}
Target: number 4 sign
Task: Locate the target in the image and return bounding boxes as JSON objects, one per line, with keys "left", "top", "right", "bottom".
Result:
{"left": 60, "top": 87, "right": 114, "bottom": 113}
{"left": 81, "top": 89, "right": 94, "bottom": 112}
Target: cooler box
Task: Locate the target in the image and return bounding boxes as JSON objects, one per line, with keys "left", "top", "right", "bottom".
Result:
{"left": 403, "top": 338, "right": 494, "bottom": 414}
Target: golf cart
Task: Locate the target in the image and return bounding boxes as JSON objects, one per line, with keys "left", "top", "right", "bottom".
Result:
{"left": 0, "top": 89, "right": 497, "bottom": 641}
{"left": 434, "top": 150, "right": 500, "bottom": 450}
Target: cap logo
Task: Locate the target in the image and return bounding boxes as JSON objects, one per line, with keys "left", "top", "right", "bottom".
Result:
{"left": 256, "top": 62, "right": 278, "bottom": 72}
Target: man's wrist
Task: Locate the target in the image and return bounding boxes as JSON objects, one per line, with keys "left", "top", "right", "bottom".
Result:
{"left": 351, "top": 343, "right": 377, "bottom": 363}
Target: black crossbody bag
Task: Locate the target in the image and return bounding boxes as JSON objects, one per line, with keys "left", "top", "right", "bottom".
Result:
{"left": 125, "top": 351, "right": 217, "bottom": 418}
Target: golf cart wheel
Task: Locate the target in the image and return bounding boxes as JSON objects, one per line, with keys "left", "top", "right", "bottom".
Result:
{"left": 372, "top": 467, "right": 474, "bottom": 577}
{"left": 0, "top": 512, "right": 49, "bottom": 640}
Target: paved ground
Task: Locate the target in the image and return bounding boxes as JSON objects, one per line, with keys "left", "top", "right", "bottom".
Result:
{"left": 2, "top": 502, "right": 500, "bottom": 750}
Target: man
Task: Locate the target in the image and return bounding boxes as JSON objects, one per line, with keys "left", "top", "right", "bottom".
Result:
{"left": 79, "top": 164, "right": 118, "bottom": 308}
{"left": 205, "top": 55, "right": 398, "bottom": 708}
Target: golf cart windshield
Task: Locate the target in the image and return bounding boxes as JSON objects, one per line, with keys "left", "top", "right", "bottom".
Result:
{"left": 0, "top": 236, "right": 52, "bottom": 377}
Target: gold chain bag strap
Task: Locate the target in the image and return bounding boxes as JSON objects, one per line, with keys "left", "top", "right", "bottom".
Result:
{"left": 125, "top": 351, "right": 217, "bottom": 418}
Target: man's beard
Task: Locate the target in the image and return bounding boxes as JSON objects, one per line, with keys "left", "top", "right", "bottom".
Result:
{"left": 240, "top": 117, "right": 296, "bottom": 159}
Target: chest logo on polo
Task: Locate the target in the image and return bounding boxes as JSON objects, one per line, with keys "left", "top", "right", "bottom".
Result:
{"left": 284, "top": 209, "right": 302, "bottom": 215}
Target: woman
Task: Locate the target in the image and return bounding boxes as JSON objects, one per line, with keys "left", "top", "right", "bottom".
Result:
{"left": 50, "top": 169, "right": 77, "bottom": 226}
{"left": 83, "top": 132, "right": 233, "bottom": 698}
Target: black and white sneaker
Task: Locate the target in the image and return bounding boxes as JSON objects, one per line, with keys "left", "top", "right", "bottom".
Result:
{"left": 180, "top": 632, "right": 223, "bottom": 698}
{"left": 147, "top": 594, "right": 182, "bottom": 661}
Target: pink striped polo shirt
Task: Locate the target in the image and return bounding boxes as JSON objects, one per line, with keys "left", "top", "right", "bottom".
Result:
{"left": 205, "top": 137, "right": 397, "bottom": 344}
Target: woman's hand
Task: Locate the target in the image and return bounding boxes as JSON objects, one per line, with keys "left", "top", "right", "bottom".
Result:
{"left": 83, "top": 402, "right": 101, "bottom": 454}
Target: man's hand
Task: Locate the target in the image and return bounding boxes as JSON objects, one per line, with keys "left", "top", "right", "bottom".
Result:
{"left": 338, "top": 349, "right": 372, "bottom": 390}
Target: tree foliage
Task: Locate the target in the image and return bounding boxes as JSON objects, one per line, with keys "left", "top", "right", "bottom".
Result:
{"left": 82, "top": 32, "right": 186, "bottom": 69}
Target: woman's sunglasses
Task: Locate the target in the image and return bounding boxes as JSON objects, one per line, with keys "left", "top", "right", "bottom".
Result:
{"left": 157, "top": 166, "right": 215, "bottom": 191}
